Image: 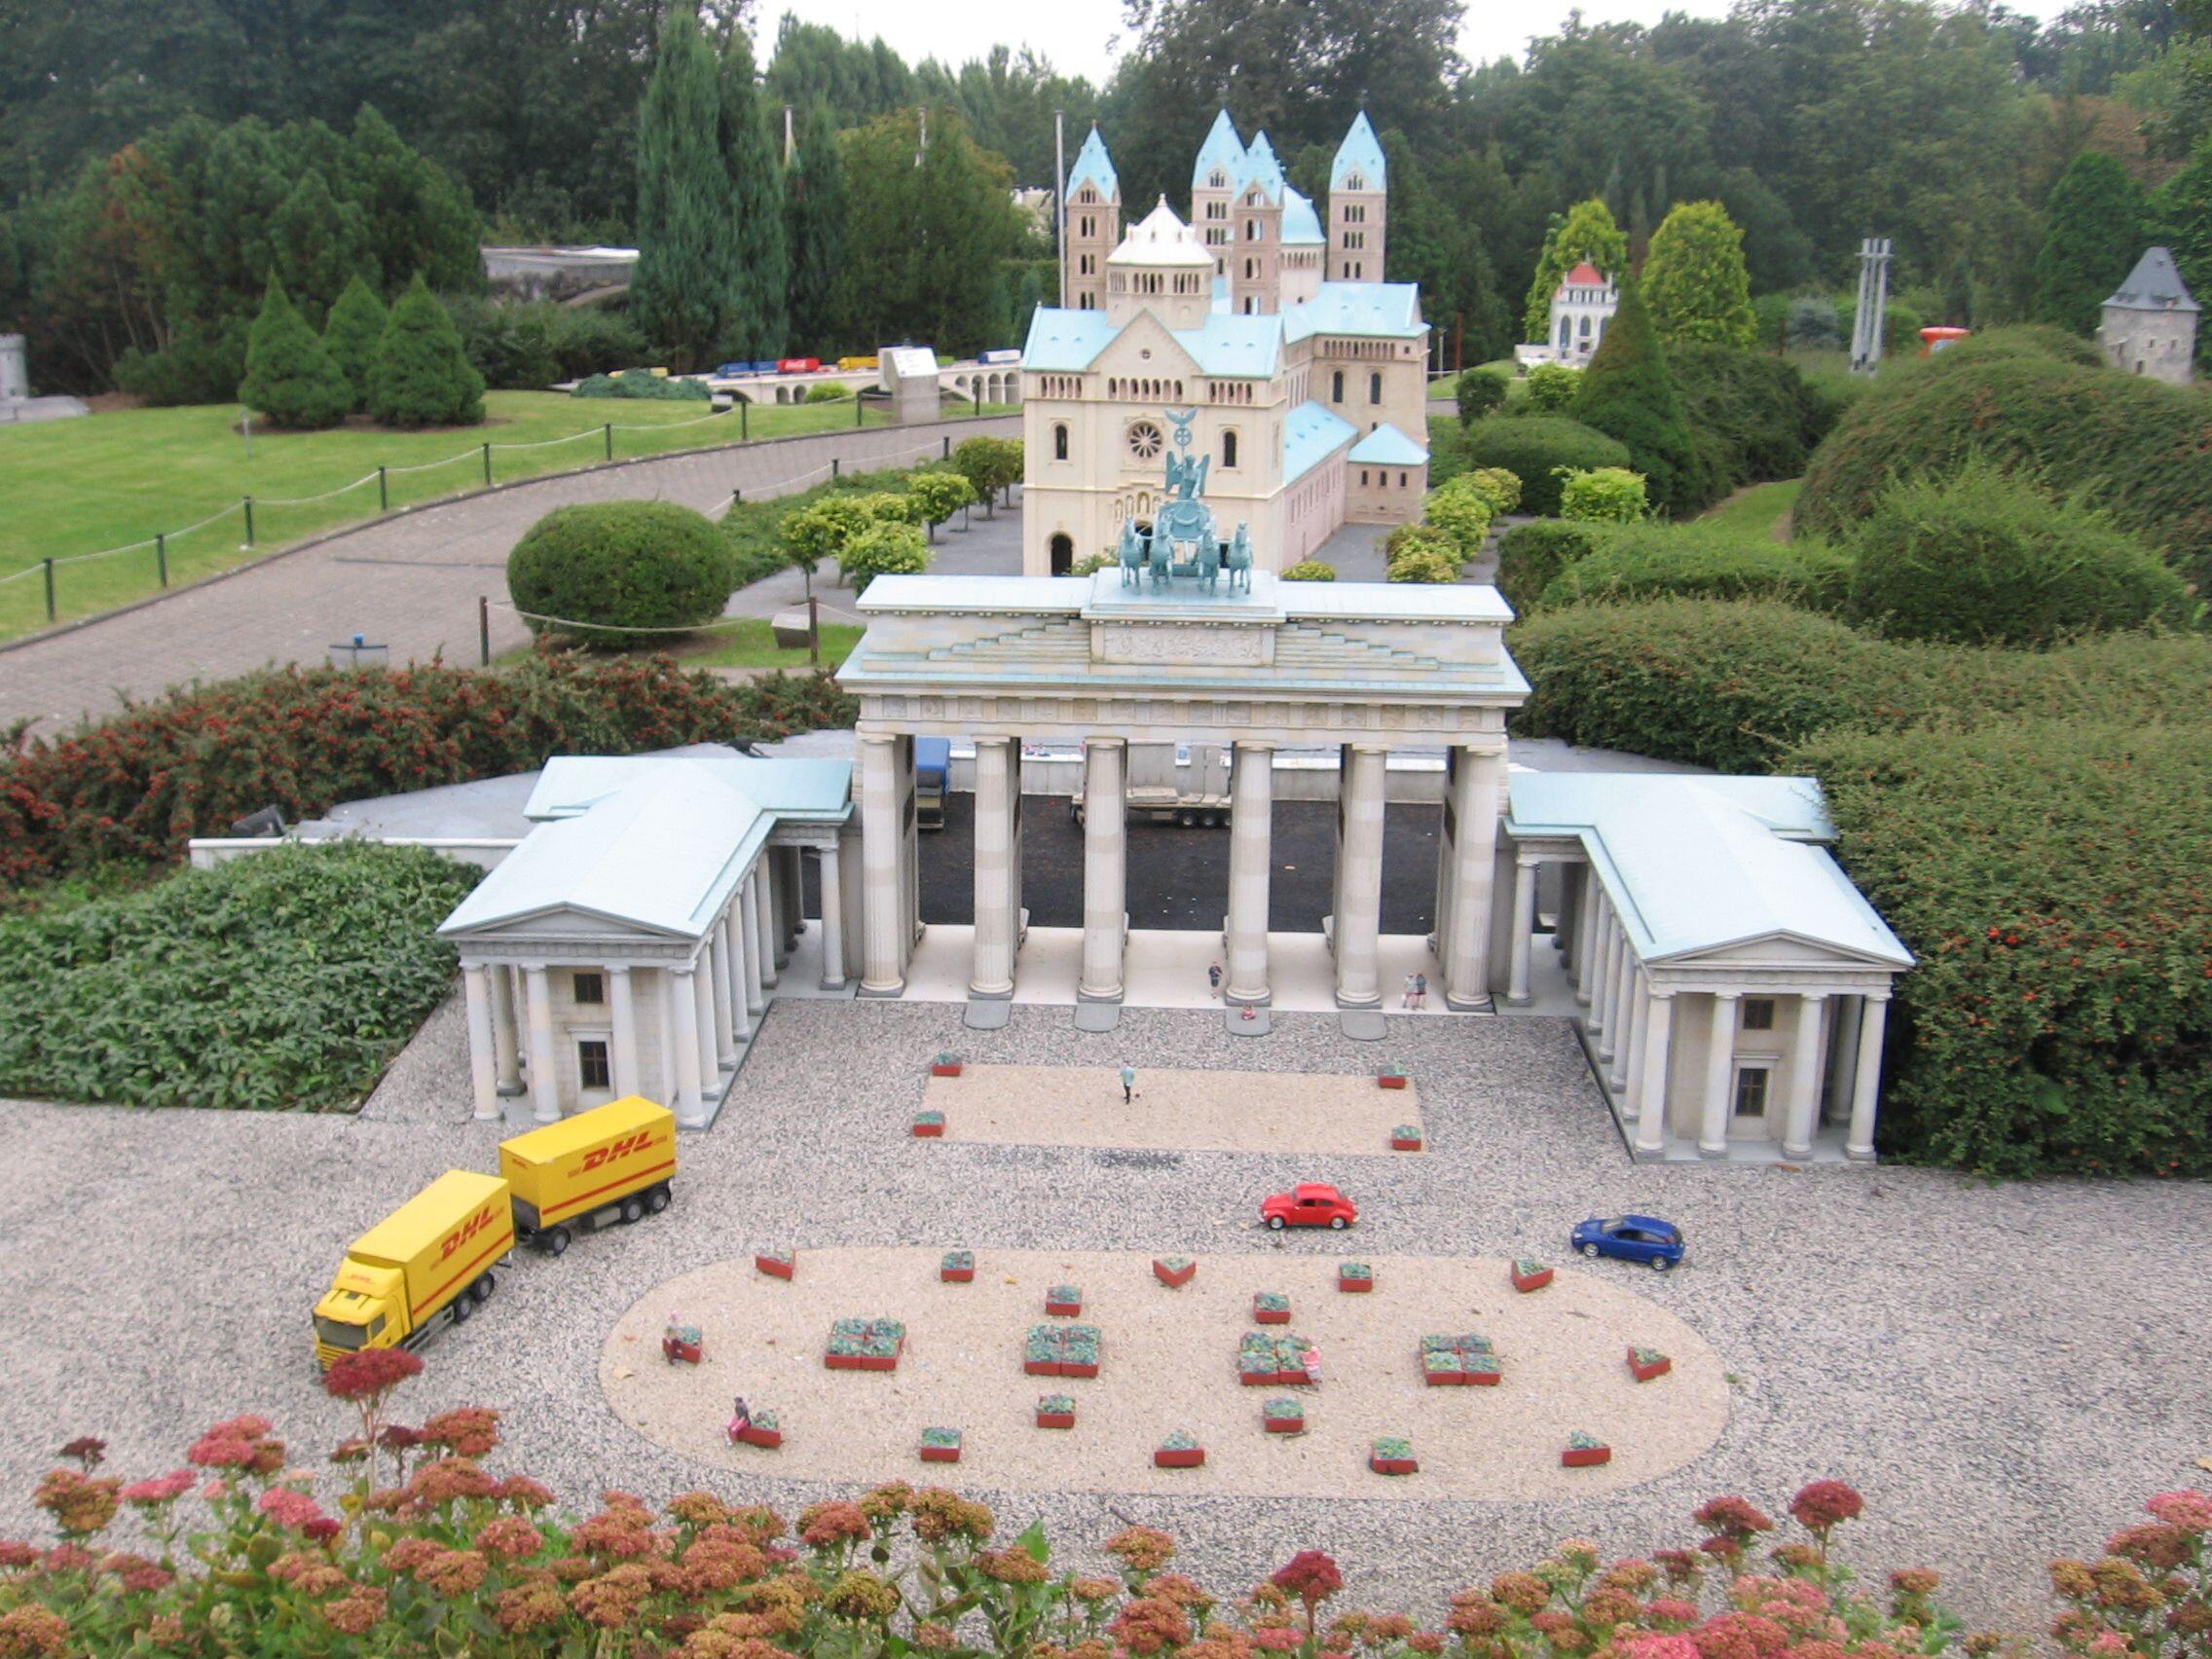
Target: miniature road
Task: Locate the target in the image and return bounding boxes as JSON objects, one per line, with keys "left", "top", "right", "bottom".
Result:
{"left": 0, "top": 414, "right": 1018, "bottom": 737}
{"left": 2, "top": 997, "right": 2208, "bottom": 1633}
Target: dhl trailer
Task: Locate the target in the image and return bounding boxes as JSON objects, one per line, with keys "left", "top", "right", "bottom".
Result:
{"left": 313, "top": 1096, "right": 676, "bottom": 1368}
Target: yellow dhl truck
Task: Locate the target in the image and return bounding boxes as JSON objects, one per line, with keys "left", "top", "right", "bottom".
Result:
{"left": 313, "top": 1096, "right": 677, "bottom": 1367}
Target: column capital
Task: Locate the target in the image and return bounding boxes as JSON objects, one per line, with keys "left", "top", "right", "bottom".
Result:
{"left": 606, "top": 963, "right": 632, "bottom": 978}
{"left": 1649, "top": 986, "right": 1676, "bottom": 1001}
{"left": 1347, "top": 740, "right": 1389, "bottom": 756}
{"left": 672, "top": 962, "right": 697, "bottom": 980}
{"left": 1800, "top": 990, "right": 1830, "bottom": 1005}
{"left": 1863, "top": 985, "right": 1893, "bottom": 1003}
{"left": 1713, "top": 988, "right": 1741, "bottom": 1003}
{"left": 1233, "top": 737, "right": 1276, "bottom": 754}
{"left": 1085, "top": 734, "right": 1126, "bottom": 751}
{"left": 1515, "top": 852, "right": 1544, "bottom": 869}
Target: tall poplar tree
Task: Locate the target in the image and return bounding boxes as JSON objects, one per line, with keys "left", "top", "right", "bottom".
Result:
{"left": 2032, "top": 151, "right": 2148, "bottom": 335}
{"left": 719, "top": 27, "right": 789, "bottom": 360}
{"left": 785, "top": 103, "right": 848, "bottom": 356}
{"left": 1641, "top": 200, "right": 1756, "bottom": 348}
{"left": 632, "top": 6, "right": 732, "bottom": 366}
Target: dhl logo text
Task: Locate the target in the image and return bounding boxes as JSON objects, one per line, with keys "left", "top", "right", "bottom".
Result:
{"left": 440, "top": 1208, "right": 496, "bottom": 1259}
{"left": 580, "top": 1131, "right": 657, "bottom": 1172}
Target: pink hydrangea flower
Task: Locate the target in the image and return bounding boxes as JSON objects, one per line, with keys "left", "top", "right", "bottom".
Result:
{"left": 2146, "top": 1491, "right": 2212, "bottom": 1531}
{"left": 120, "top": 1471, "right": 195, "bottom": 1506}
{"left": 1618, "top": 1637, "right": 1703, "bottom": 1659}
{"left": 257, "top": 1488, "right": 329, "bottom": 1530}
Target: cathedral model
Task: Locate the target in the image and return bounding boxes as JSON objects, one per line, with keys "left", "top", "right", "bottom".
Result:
{"left": 1020, "top": 112, "right": 1433, "bottom": 577}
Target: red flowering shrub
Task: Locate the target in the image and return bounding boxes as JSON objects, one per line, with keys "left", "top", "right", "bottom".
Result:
{"left": 2050, "top": 1490, "right": 2211, "bottom": 1659}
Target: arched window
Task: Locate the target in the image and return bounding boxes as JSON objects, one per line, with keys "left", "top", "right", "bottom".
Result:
{"left": 1579, "top": 314, "right": 1592, "bottom": 339}
{"left": 1049, "top": 533, "right": 1074, "bottom": 574}
{"left": 1344, "top": 171, "right": 1365, "bottom": 192}
{"left": 1331, "top": 369, "right": 1345, "bottom": 402}
{"left": 1246, "top": 219, "right": 1259, "bottom": 240}
{"left": 1369, "top": 372, "right": 1382, "bottom": 404}
{"left": 1558, "top": 316, "right": 1571, "bottom": 349}
{"left": 1053, "top": 424, "right": 1068, "bottom": 461}
{"left": 1223, "top": 430, "right": 1238, "bottom": 467}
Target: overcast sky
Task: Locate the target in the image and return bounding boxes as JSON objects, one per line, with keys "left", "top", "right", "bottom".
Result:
{"left": 772, "top": 0, "right": 1743, "bottom": 86}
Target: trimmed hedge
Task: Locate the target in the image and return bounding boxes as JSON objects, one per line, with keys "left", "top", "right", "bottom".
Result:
{"left": 572, "top": 369, "right": 711, "bottom": 400}
{"left": 1790, "top": 719, "right": 2211, "bottom": 1176}
{"left": 1798, "top": 336, "right": 2212, "bottom": 592}
{"left": 1459, "top": 417, "right": 1630, "bottom": 517}
{"left": 0, "top": 655, "right": 857, "bottom": 886}
{"left": 1537, "top": 525, "right": 1853, "bottom": 612}
{"left": 0, "top": 843, "right": 478, "bottom": 1111}
{"left": 1496, "top": 520, "right": 1605, "bottom": 613}
{"left": 1670, "top": 344, "right": 1833, "bottom": 486}
{"left": 507, "top": 500, "right": 732, "bottom": 646}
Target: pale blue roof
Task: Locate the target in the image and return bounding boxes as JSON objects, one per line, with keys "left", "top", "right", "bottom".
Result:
{"left": 1239, "top": 131, "right": 1286, "bottom": 204}
{"left": 1022, "top": 307, "right": 1117, "bottom": 371}
{"left": 1346, "top": 423, "right": 1428, "bottom": 465}
{"left": 1067, "top": 126, "right": 1118, "bottom": 202}
{"left": 1285, "top": 282, "right": 1425, "bottom": 341}
{"left": 1283, "top": 399, "right": 1356, "bottom": 483}
{"left": 1504, "top": 774, "right": 1913, "bottom": 968}
{"left": 525, "top": 756, "right": 852, "bottom": 822}
{"left": 1172, "top": 313, "right": 1281, "bottom": 377}
{"left": 1281, "top": 188, "right": 1324, "bottom": 246}
{"left": 1193, "top": 110, "right": 1247, "bottom": 191}
{"left": 1332, "top": 112, "right": 1387, "bottom": 191}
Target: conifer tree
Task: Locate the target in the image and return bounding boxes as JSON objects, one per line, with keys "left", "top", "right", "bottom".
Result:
{"left": 322, "top": 276, "right": 388, "bottom": 412}
{"left": 1641, "top": 201, "right": 1756, "bottom": 348}
{"left": 367, "top": 274, "right": 486, "bottom": 427}
{"left": 719, "top": 27, "right": 789, "bottom": 360}
{"left": 785, "top": 103, "right": 847, "bottom": 356}
{"left": 1573, "top": 277, "right": 1714, "bottom": 517}
{"left": 1523, "top": 199, "right": 1631, "bottom": 343}
{"left": 2032, "top": 151, "right": 2149, "bottom": 336}
{"left": 239, "top": 276, "right": 353, "bottom": 429}
{"left": 631, "top": 6, "right": 732, "bottom": 365}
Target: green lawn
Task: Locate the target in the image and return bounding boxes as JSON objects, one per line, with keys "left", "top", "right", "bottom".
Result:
{"left": 0, "top": 392, "right": 908, "bottom": 640}
{"left": 1699, "top": 479, "right": 1802, "bottom": 541}
{"left": 684, "top": 618, "right": 865, "bottom": 670}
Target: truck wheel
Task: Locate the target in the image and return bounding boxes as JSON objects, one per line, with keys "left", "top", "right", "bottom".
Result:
{"left": 645, "top": 1184, "right": 672, "bottom": 1214}
{"left": 470, "top": 1272, "right": 496, "bottom": 1304}
{"left": 540, "top": 1226, "right": 571, "bottom": 1257}
{"left": 1177, "top": 809, "right": 1196, "bottom": 827}
{"left": 450, "top": 1293, "right": 474, "bottom": 1324}
{"left": 620, "top": 1196, "right": 645, "bottom": 1225}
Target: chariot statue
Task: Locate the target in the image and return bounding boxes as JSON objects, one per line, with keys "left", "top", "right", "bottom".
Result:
{"left": 1117, "top": 407, "right": 1255, "bottom": 594}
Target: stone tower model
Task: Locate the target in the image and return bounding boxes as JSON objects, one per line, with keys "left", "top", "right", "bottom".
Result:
{"left": 1328, "top": 112, "right": 1387, "bottom": 282}
{"left": 1063, "top": 127, "right": 1122, "bottom": 313}
{"left": 1229, "top": 131, "right": 1287, "bottom": 316}
{"left": 1191, "top": 111, "right": 1245, "bottom": 280}
{"left": 2100, "top": 246, "right": 2198, "bottom": 386}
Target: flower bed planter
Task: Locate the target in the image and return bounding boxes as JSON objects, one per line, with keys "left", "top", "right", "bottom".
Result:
{"left": 732, "top": 1409, "right": 782, "bottom": 1451}
{"left": 1509, "top": 1257, "right": 1553, "bottom": 1294}
{"left": 1378, "top": 1069, "right": 1409, "bottom": 1089}
{"left": 1262, "top": 1397, "right": 1305, "bottom": 1434}
{"left": 1562, "top": 1431, "right": 1611, "bottom": 1468}
{"left": 1389, "top": 1124, "right": 1423, "bottom": 1151}
{"left": 1338, "top": 1261, "right": 1374, "bottom": 1293}
{"left": 1024, "top": 1324, "right": 1103, "bottom": 1378}
{"left": 1035, "top": 1394, "right": 1076, "bottom": 1430}
{"left": 911, "top": 1111, "right": 945, "bottom": 1138}
{"left": 1153, "top": 1256, "right": 1197, "bottom": 1289}
{"left": 919, "top": 1427, "right": 962, "bottom": 1464}
{"left": 930, "top": 1051, "right": 964, "bottom": 1078}
{"left": 1238, "top": 1331, "right": 1318, "bottom": 1386}
{"left": 824, "top": 1317, "right": 906, "bottom": 1372}
{"left": 755, "top": 1250, "right": 795, "bottom": 1281}
{"left": 1419, "top": 1332, "right": 1496, "bottom": 1386}
{"left": 1154, "top": 1431, "right": 1204, "bottom": 1469}
{"left": 1045, "top": 1284, "right": 1083, "bottom": 1317}
{"left": 940, "top": 1249, "right": 975, "bottom": 1284}
{"left": 1253, "top": 1292, "right": 1291, "bottom": 1325}
{"left": 662, "top": 1323, "right": 703, "bottom": 1365}
{"left": 1627, "top": 1346, "right": 1672, "bottom": 1383}
{"left": 1369, "top": 1436, "right": 1418, "bottom": 1476}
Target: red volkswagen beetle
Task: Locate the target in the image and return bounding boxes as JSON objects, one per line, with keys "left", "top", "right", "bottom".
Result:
{"left": 1260, "top": 1184, "right": 1358, "bottom": 1230}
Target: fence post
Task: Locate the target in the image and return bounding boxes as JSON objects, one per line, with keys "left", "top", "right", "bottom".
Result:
{"left": 731, "top": 488, "right": 742, "bottom": 510}
{"left": 479, "top": 595, "right": 492, "bottom": 668}
{"left": 156, "top": 533, "right": 168, "bottom": 589}
{"left": 482, "top": 443, "right": 493, "bottom": 488}
{"left": 831, "top": 458, "right": 840, "bottom": 479}
{"left": 942, "top": 436, "right": 950, "bottom": 459}
{"left": 242, "top": 496, "right": 255, "bottom": 547}
{"left": 378, "top": 465, "right": 388, "bottom": 513}
{"left": 604, "top": 424, "right": 613, "bottom": 462}
{"left": 42, "top": 559, "right": 55, "bottom": 623}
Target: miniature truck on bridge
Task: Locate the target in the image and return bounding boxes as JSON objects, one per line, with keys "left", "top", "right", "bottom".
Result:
{"left": 313, "top": 1096, "right": 676, "bottom": 1368}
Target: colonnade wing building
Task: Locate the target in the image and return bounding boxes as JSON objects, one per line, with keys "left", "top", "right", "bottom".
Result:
{"left": 1025, "top": 112, "right": 1433, "bottom": 577}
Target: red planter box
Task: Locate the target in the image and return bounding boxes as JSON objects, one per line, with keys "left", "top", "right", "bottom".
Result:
{"left": 735, "top": 1424, "right": 782, "bottom": 1450}
{"left": 1628, "top": 1351, "right": 1672, "bottom": 1383}
{"left": 662, "top": 1337, "right": 702, "bottom": 1365}
{"left": 1510, "top": 1266, "right": 1554, "bottom": 1294}
{"left": 1338, "top": 1275, "right": 1373, "bottom": 1293}
{"left": 1370, "top": 1455, "right": 1419, "bottom": 1476}
{"left": 940, "top": 1268, "right": 975, "bottom": 1283}
{"left": 1422, "top": 1370, "right": 1462, "bottom": 1387}
{"left": 1562, "top": 1445, "right": 1613, "bottom": 1468}
{"left": 1378, "top": 1074, "right": 1407, "bottom": 1088}
{"left": 1253, "top": 1300, "right": 1291, "bottom": 1325}
{"left": 1390, "top": 1135, "right": 1422, "bottom": 1151}
{"left": 912, "top": 1121, "right": 944, "bottom": 1138}
{"left": 1467, "top": 1368, "right": 1500, "bottom": 1386}
{"left": 756, "top": 1255, "right": 794, "bottom": 1279}
{"left": 1264, "top": 1417, "right": 1305, "bottom": 1434}
{"left": 825, "top": 1340, "right": 903, "bottom": 1373}
{"left": 920, "top": 1445, "right": 961, "bottom": 1463}
{"left": 930, "top": 1063, "right": 963, "bottom": 1077}
{"left": 1036, "top": 1411, "right": 1075, "bottom": 1430}
{"left": 1154, "top": 1259, "right": 1197, "bottom": 1289}
{"left": 1046, "top": 1298, "right": 1082, "bottom": 1317}
{"left": 1154, "top": 1448, "right": 1205, "bottom": 1469}
{"left": 1023, "top": 1359, "right": 1058, "bottom": 1378}
{"left": 1061, "top": 1360, "right": 1101, "bottom": 1380}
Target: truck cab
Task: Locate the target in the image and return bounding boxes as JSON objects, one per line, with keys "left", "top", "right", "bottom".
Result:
{"left": 313, "top": 1168, "right": 514, "bottom": 1368}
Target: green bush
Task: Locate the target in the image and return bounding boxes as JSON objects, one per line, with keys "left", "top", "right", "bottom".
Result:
{"left": 1495, "top": 520, "right": 1606, "bottom": 612}
{"left": 805, "top": 380, "right": 855, "bottom": 401}
{"left": 1421, "top": 480, "right": 1494, "bottom": 560}
{"left": 1844, "top": 461, "right": 2198, "bottom": 646}
{"left": 1069, "top": 551, "right": 1116, "bottom": 576}
{"left": 1460, "top": 467, "right": 1523, "bottom": 516}
{"left": 443, "top": 298, "right": 647, "bottom": 388}
{"left": 238, "top": 278, "right": 352, "bottom": 430}
{"left": 908, "top": 470, "right": 978, "bottom": 531}
{"left": 849, "top": 490, "right": 926, "bottom": 529}
{"left": 1387, "top": 548, "right": 1459, "bottom": 583}
{"left": 840, "top": 520, "right": 931, "bottom": 593}
{"left": 1791, "top": 719, "right": 2212, "bottom": 1176}
{"left": 114, "top": 317, "right": 250, "bottom": 406}
{"left": 1787, "top": 295, "right": 1844, "bottom": 350}
{"left": 1456, "top": 366, "right": 1509, "bottom": 424}
{"left": 1383, "top": 524, "right": 1458, "bottom": 569}
{"left": 1460, "top": 417, "right": 1630, "bottom": 516}
{"left": 0, "top": 844, "right": 478, "bottom": 1111}
{"left": 572, "top": 369, "right": 711, "bottom": 400}
{"left": 1281, "top": 559, "right": 1337, "bottom": 580}
{"left": 1923, "top": 323, "right": 2100, "bottom": 370}
{"left": 0, "top": 655, "right": 857, "bottom": 886}
{"left": 1536, "top": 524, "right": 1854, "bottom": 612}
{"left": 1524, "top": 361, "right": 1582, "bottom": 413}
{"left": 367, "top": 274, "right": 486, "bottom": 427}
{"left": 1669, "top": 344, "right": 1831, "bottom": 486}
{"left": 1558, "top": 466, "right": 1648, "bottom": 524}
{"left": 322, "top": 276, "right": 388, "bottom": 412}
{"left": 724, "top": 465, "right": 940, "bottom": 589}
{"left": 1799, "top": 334, "right": 2212, "bottom": 593}
{"left": 1509, "top": 598, "right": 2212, "bottom": 772}
{"left": 506, "top": 500, "right": 733, "bottom": 647}
{"left": 1574, "top": 279, "right": 1720, "bottom": 516}
{"left": 953, "top": 435, "right": 1023, "bottom": 511}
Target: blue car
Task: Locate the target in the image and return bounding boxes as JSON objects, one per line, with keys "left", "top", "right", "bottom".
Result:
{"left": 1571, "top": 1214, "right": 1685, "bottom": 1272}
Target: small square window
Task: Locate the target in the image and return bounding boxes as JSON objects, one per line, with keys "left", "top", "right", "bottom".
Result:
{"left": 1733, "top": 1066, "right": 1769, "bottom": 1118}
{"left": 578, "top": 1040, "right": 611, "bottom": 1091}
{"left": 572, "top": 972, "right": 605, "bottom": 1005}
{"left": 1742, "top": 997, "right": 1776, "bottom": 1031}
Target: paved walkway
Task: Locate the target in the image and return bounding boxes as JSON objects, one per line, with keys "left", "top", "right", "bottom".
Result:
{"left": 0, "top": 415, "right": 1019, "bottom": 737}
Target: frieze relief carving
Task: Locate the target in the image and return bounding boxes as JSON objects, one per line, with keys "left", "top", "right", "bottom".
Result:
{"left": 1093, "top": 624, "right": 1272, "bottom": 666}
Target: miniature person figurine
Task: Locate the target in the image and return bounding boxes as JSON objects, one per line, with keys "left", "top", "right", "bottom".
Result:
{"left": 728, "top": 1396, "right": 751, "bottom": 1441}
{"left": 1414, "top": 972, "right": 1429, "bottom": 1011}
{"left": 1121, "top": 1064, "right": 1135, "bottom": 1104}
{"left": 1208, "top": 964, "right": 1223, "bottom": 999}
{"left": 1401, "top": 973, "right": 1417, "bottom": 1010}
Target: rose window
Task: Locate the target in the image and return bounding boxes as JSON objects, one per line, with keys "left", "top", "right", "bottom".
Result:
{"left": 1126, "top": 422, "right": 1163, "bottom": 461}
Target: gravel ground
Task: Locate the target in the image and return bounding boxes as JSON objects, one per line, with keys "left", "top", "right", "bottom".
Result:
{"left": 2, "top": 999, "right": 2209, "bottom": 1635}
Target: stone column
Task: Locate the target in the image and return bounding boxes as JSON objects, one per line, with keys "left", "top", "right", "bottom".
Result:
{"left": 755, "top": 853, "right": 780, "bottom": 985}
{"left": 742, "top": 869, "right": 767, "bottom": 1017}
{"left": 777, "top": 846, "right": 803, "bottom": 958}
{"left": 667, "top": 965, "right": 704, "bottom": 1127}
{"left": 1634, "top": 990, "right": 1674, "bottom": 1158}
{"left": 491, "top": 964, "right": 524, "bottom": 1095}
{"left": 1698, "top": 991, "right": 1739, "bottom": 1158}
{"left": 523, "top": 964, "right": 561, "bottom": 1125}
{"left": 1608, "top": 953, "right": 1639, "bottom": 1091}
{"left": 709, "top": 915, "right": 736, "bottom": 1067}
{"left": 1334, "top": 743, "right": 1387, "bottom": 1009}
{"left": 1079, "top": 738, "right": 1127, "bottom": 1002}
{"left": 859, "top": 734, "right": 905, "bottom": 995}
{"left": 1506, "top": 854, "right": 1540, "bottom": 1005}
{"left": 1600, "top": 924, "right": 1630, "bottom": 1060}
{"left": 1782, "top": 993, "right": 1829, "bottom": 1160}
{"left": 1225, "top": 740, "right": 1274, "bottom": 1006}
{"left": 462, "top": 964, "right": 500, "bottom": 1121}
{"left": 1619, "top": 964, "right": 1648, "bottom": 1100}
{"left": 693, "top": 953, "right": 720, "bottom": 1093}
{"left": 1845, "top": 993, "right": 1890, "bottom": 1161}
{"left": 724, "top": 911, "right": 753, "bottom": 1042}
{"left": 608, "top": 965, "right": 640, "bottom": 1096}
{"left": 819, "top": 844, "right": 846, "bottom": 989}
{"left": 970, "top": 736, "right": 1018, "bottom": 998}
{"left": 1572, "top": 868, "right": 1599, "bottom": 999}
{"left": 1439, "top": 747, "right": 1501, "bottom": 1010}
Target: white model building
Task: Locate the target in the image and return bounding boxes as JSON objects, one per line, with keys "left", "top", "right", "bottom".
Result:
{"left": 2100, "top": 246, "right": 2198, "bottom": 385}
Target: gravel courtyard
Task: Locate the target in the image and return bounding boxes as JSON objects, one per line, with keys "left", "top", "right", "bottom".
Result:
{"left": 1, "top": 996, "right": 2207, "bottom": 1634}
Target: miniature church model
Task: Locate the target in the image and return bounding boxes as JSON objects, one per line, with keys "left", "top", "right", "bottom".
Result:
{"left": 1517, "top": 263, "right": 1618, "bottom": 368}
